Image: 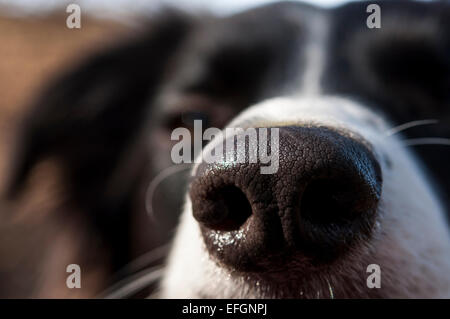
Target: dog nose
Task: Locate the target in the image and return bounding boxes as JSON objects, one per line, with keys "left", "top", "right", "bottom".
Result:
{"left": 190, "top": 126, "right": 382, "bottom": 271}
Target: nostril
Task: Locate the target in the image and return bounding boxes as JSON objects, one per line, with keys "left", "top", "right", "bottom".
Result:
{"left": 300, "top": 179, "right": 360, "bottom": 225}
{"left": 192, "top": 185, "right": 252, "bottom": 231}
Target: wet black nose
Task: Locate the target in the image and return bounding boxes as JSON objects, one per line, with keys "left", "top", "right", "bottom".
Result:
{"left": 190, "top": 126, "right": 382, "bottom": 271}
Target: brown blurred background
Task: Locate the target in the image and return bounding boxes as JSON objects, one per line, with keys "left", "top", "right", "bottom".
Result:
{"left": 0, "top": 8, "right": 130, "bottom": 297}
{"left": 0, "top": 11, "right": 127, "bottom": 184}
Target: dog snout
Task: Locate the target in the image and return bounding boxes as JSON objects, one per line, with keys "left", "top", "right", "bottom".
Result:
{"left": 190, "top": 126, "right": 382, "bottom": 271}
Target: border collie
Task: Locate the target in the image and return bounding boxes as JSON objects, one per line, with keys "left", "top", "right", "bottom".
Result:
{"left": 4, "top": 0, "right": 450, "bottom": 298}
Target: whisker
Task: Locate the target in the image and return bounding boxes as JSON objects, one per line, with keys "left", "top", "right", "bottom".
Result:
{"left": 111, "top": 244, "right": 171, "bottom": 282}
{"left": 99, "top": 265, "right": 165, "bottom": 299}
{"left": 326, "top": 279, "right": 334, "bottom": 299}
{"left": 145, "top": 163, "right": 193, "bottom": 223}
{"left": 401, "top": 137, "right": 450, "bottom": 147}
{"left": 107, "top": 164, "right": 194, "bottom": 298}
{"left": 384, "top": 119, "right": 438, "bottom": 137}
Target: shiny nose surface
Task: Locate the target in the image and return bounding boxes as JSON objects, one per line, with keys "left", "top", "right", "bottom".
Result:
{"left": 190, "top": 126, "right": 382, "bottom": 271}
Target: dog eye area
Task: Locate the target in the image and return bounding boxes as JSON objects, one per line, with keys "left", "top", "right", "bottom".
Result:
{"left": 165, "top": 110, "right": 211, "bottom": 132}
{"left": 161, "top": 94, "right": 238, "bottom": 133}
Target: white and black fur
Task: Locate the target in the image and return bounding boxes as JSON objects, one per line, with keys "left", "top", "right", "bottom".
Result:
{"left": 3, "top": 1, "right": 450, "bottom": 298}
